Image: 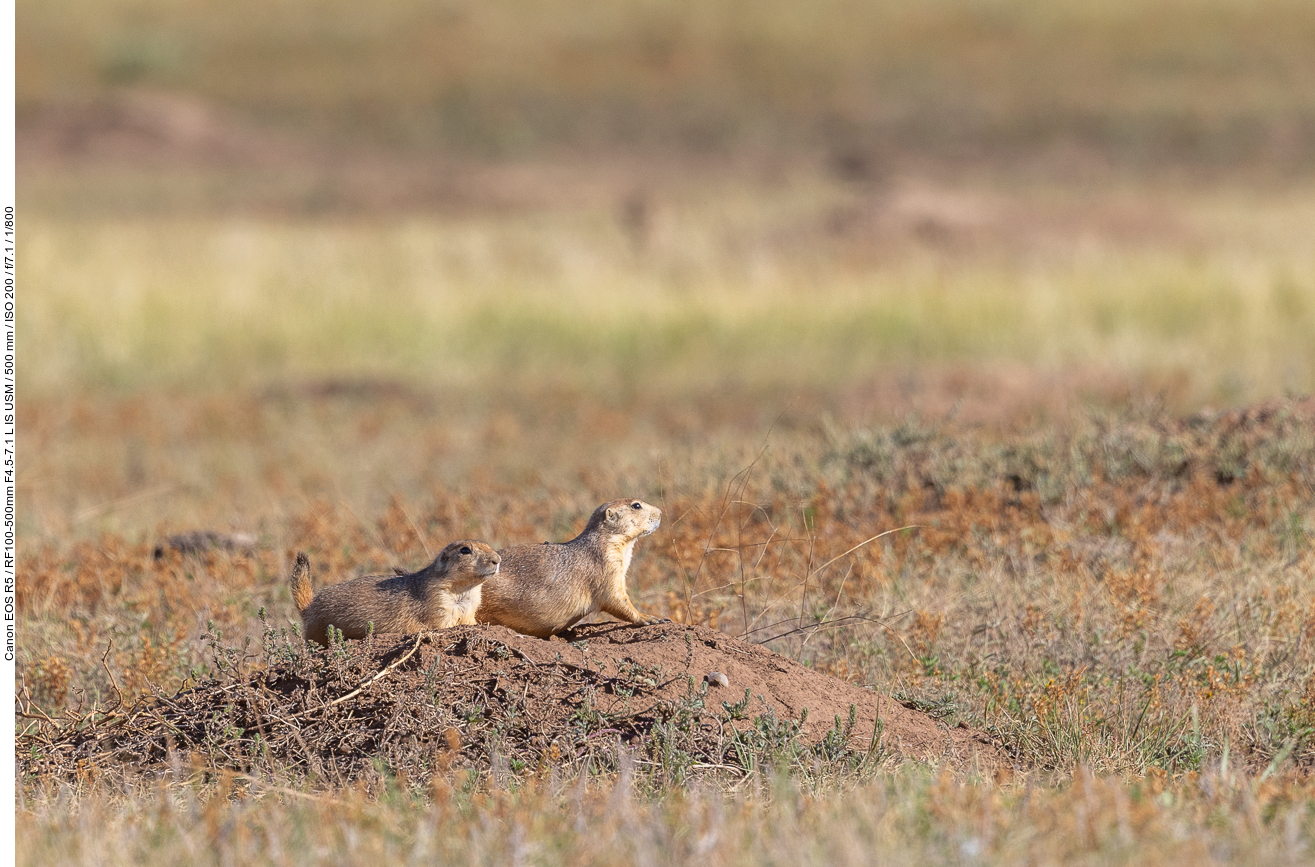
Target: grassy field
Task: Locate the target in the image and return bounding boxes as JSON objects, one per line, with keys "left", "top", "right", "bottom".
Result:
{"left": 18, "top": 175, "right": 1315, "bottom": 542}
{"left": 16, "top": 0, "right": 1315, "bottom": 864}
{"left": 20, "top": 768, "right": 1315, "bottom": 866}
{"left": 21, "top": 182, "right": 1315, "bottom": 396}
{"left": 18, "top": 196, "right": 1315, "bottom": 863}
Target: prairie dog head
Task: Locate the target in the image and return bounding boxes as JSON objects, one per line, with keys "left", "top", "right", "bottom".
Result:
{"left": 436, "top": 539, "right": 501, "bottom": 592}
{"left": 590, "top": 499, "right": 662, "bottom": 541}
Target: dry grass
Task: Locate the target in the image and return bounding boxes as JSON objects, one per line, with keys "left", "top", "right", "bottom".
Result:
{"left": 18, "top": 196, "right": 1315, "bottom": 865}
{"left": 20, "top": 767, "right": 1315, "bottom": 867}
{"left": 19, "top": 371, "right": 1315, "bottom": 864}
{"left": 18, "top": 397, "right": 1315, "bottom": 771}
{"left": 16, "top": 1, "right": 1315, "bottom": 862}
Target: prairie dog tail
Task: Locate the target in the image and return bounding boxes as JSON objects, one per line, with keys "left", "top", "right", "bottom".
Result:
{"left": 289, "top": 551, "right": 314, "bottom": 612}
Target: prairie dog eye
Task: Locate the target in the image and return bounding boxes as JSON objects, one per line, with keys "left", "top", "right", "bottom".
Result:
{"left": 631, "top": 502, "right": 642, "bottom": 509}
{"left": 460, "top": 545, "right": 472, "bottom": 555}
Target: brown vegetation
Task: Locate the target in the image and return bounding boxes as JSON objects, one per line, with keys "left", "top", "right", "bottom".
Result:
{"left": 18, "top": 396, "right": 1315, "bottom": 788}
{"left": 16, "top": 2, "right": 1315, "bottom": 861}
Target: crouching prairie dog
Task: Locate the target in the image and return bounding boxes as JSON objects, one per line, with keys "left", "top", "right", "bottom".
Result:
{"left": 290, "top": 540, "right": 500, "bottom": 646}
{"left": 477, "top": 498, "right": 667, "bottom": 638}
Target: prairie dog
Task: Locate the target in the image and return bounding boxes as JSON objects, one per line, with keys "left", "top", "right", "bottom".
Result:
{"left": 290, "top": 540, "right": 500, "bottom": 646}
{"left": 477, "top": 498, "right": 666, "bottom": 638}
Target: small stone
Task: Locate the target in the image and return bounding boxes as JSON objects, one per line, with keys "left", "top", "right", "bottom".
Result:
{"left": 706, "top": 671, "right": 729, "bottom": 688}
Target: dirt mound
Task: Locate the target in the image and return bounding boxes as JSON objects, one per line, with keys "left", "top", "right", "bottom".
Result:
{"left": 19, "top": 623, "right": 1008, "bottom": 788}
{"left": 485, "top": 622, "right": 1002, "bottom": 763}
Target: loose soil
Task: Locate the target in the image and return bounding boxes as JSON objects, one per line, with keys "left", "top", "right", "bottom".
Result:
{"left": 19, "top": 622, "right": 1009, "bottom": 788}
{"left": 423, "top": 622, "right": 1004, "bottom": 766}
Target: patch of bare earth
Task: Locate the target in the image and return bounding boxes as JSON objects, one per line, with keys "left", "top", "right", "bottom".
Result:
{"left": 455, "top": 622, "right": 1004, "bottom": 766}
{"left": 19, "top": 623, "right": 1008, "bottom": 789}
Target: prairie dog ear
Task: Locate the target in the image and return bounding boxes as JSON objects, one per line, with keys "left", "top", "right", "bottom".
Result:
{"left": 605, "top": 507, "right": 619, "bottom": 523}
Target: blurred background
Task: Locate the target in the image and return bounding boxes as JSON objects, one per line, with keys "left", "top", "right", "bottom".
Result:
{"left": 15, "top": 0, "right": 1315, "bottom": 538}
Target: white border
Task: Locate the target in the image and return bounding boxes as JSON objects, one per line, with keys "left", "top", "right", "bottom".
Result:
{"left": 2, "top": 0, "right": 15, "bottom": 853}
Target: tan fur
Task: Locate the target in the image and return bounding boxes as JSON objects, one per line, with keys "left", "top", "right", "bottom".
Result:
{"left": 477, "top": 498, "right": 666, "bottom": 638}
{"left": 290, "top": 540, "right": 500, "bottom": 646}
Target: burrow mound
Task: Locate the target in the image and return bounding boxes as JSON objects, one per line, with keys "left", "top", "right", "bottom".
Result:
{"left": 490, "top": 622, "right": 1005, "bottom": 764}
{"left": 20, "top": 623, "right": 1008, "bottom": 786}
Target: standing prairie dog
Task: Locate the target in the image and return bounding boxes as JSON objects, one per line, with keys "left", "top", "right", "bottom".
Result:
{"left": 477, "top": 498, "right": 667, "bottom": 638}
{"left": 289, "top": 540, "right": 500, "bottom": 646}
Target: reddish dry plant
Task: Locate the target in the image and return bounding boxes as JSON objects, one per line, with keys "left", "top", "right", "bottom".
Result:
{"left": 15, "top": 397, "right": 1315, "bottom": 777}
